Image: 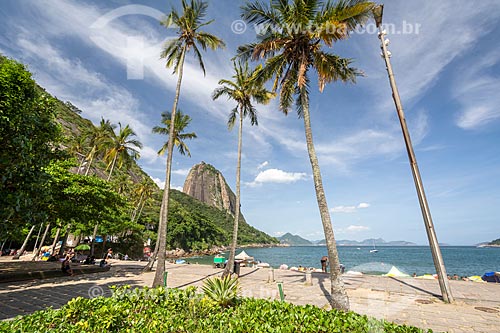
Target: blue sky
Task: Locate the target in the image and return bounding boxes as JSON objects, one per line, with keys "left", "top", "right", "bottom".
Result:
{"left": 1, "top": 0, "right": 499, "bottom": 245}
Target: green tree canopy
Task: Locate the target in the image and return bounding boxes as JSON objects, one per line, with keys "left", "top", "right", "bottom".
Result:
{"left": 0, "top": 56, "right": 61, "bottom": 229}
{"left": 44, "top": 160, "right": 134, "bottom": 236}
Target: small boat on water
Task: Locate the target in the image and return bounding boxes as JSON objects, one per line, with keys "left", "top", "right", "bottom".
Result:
{"left": 370, "top": 241, "right": 378, "bottom": 253}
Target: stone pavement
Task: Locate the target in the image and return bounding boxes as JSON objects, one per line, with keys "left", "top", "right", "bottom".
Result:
{"left": 0, "top": 260, "right": 499, "bottom": 332}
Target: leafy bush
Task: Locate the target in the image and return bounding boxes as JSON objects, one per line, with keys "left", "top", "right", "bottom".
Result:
{"left": 202, "top": 276, "right": 240, "bottom": 307}
{"left": 0, "top": 286, "right": 433, "bottom": 333}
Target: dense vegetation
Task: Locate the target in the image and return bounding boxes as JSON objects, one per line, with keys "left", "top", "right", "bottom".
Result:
{"left": 0, "top": 55, "right": 276, "bottom": 255}
{"left": 169, "top": 190, "right": 277, "bottom": 250}
{"left": 0, "top": 285, "right": 431, "bottom": 333}
{"left": 0, "top": 56, "right": 61, "bottom": 234}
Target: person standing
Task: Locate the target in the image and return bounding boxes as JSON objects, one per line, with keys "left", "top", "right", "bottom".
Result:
{"left": 321, "top": 255, "right": 328, "bottom": 273}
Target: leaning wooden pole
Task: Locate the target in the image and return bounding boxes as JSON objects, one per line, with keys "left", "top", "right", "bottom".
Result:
{"left": 374, "top": 5, "right": 453, "bottom": 303}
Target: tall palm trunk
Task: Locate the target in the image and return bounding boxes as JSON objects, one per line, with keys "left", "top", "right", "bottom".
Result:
{"left": 32, "top": 223, "right": 51, "bottom": 261}
{"left": 152, "top": 46, "right": 187, "bottom": 287}
{"left": 223, "top": 109, "right": 244, "bottom": 277}
{"left": 301, "top": 89, "right": 349, "bottom": 311}
{"left": 12, "top": 225, "right": 36, "bottom": 260}
{"left": 107, "top": 153, "right": 118, "bottom": 181}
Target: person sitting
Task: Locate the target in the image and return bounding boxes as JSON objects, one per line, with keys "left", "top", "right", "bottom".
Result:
{"left": 100, "top": 258, "right": 110, "bottom": 268}
{"left": 61, "top": 256, "right": 74, "bottom": 276}
{"left": 84, "top": 255, "right": 96, "bottom": 265}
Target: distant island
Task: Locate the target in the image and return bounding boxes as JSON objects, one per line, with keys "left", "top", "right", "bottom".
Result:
{"left": 477, "top": 238, "right": 500, "bottom": 248}
{"left": 277, "top": 233, "right": 416, "bottom": 247}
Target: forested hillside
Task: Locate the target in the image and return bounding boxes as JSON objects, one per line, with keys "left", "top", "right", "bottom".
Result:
{"left": 0, "top": 55, "right": 276, "bottom": 255}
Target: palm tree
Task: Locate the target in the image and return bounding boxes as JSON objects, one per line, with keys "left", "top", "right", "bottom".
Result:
{"left": 104, "top": 123, "right": 143, "bottom": 181}
{"left": 68, "top": 136, "right": 88, "bottom": 174}
{"left": 131, "top": 179, "right": 156, "bottom": 223}
{"left": 212, "top": 61, "right": 273, "bottom": 277}
{"left": 238, "top": 0, "right": 374, "bottom": 311}
{"left": 153, "top": 110, "right": 197, "bottom": 157}
{"left": 82, "top": 118, "right": 115, "bottom": 176}
{"left": 151, "top": 0, "right": 225, "bottom": 287}
{"left": 143, "top": 109, "right": 197, "bottom": 272}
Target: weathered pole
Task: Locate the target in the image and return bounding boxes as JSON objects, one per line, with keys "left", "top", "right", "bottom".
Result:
{"left": 372, "top": 4, "right": 453, "bottom": 303}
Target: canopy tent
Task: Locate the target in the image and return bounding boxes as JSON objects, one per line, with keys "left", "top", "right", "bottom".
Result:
{"left": 74, "top": 244, "right": 91, "bottom": 251}
{"left": 383, "top": 266, "right": 410, "bottom": 277}
{"left": 235, "top": 250, "right": 254, "bottom": 261}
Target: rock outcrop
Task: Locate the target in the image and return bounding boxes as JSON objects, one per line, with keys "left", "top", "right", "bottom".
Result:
{"left": 183, "top": 162, "right": 238, "bottom": 216}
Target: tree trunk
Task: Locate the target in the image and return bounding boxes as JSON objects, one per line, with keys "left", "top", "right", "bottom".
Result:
{"left": 107, "top": 153, "right": 118, "bottom": 181}
{"left": 300, "top": 89, "right": 349, "bottom": 311}
{"left": 84, "top": 147, "right": 96, "bottom": 176}
{"left": 223, "top": 110, "right": 244, "bottom": 277}
{"left": 51, "top": 228, "right": 61, "bottom": 255}
{"left": 143, "top": 196, "right": 163, "bottom": 272}
{"left": 90, "top": 224, "right": 98, "bottom": 256}
{"left": 131, "top": 192, "right": 144, "bottom": 222}
{"left": 152, "top": 46, "right": 186, "bottom": 287}
{"left": 32, "top": 223, "right": 51, "bottom": 261}
{"left": 58, "top": 225, "right": 72, "bottom": 257}
{"left": 143, "top": 200, "right": 164, "bottom": 272}
{"left": 32, "top": 223, "right": 43, "bottom": 254}
{"left": 135, "top": 200, "right": 147, "bottom": 224}
{"left": 12, "top": 225, "right": 36, "bottom": 260}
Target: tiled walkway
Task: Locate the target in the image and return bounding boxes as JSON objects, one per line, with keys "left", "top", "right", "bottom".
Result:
{"left": 1, "top": 259, "right": 499, "bottom": 332}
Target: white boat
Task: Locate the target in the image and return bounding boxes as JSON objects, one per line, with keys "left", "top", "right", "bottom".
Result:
{"left": 370, "top": 241, "right": 378, "bottom": 253}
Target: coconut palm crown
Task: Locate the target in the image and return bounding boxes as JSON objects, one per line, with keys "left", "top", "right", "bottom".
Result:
{"left": 238, "top": 0, "right": 374, "bottom": 311}
{"left": 152, "top": 110, "right": 197, "bottom": 157}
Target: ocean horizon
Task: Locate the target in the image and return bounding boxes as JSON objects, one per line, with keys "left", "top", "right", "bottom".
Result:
{"left": 186, "top": 245, "right": 499, "bottom": 277}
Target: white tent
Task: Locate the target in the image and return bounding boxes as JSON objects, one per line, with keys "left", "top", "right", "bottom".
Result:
{"left": 235, "top": 250, "right": 254, "bottom": 260}
{"left": 383, "top": 266, "right": 410, "bottom": 277}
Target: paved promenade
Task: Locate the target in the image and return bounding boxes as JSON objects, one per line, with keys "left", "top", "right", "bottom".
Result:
{"left": 0, "top": 259, "right": 499, "bottom": 332}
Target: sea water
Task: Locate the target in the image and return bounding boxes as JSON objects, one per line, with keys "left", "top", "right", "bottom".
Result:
{"left": 185, "top": 246, "right": 499, "bottom": 277}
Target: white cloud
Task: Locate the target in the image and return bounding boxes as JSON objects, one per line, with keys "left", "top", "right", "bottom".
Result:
{"left": 331, "top": 202, "right": 370, "bottom": 213}
{"left": 172, "top": 168, "right": 190, "bottom": 176}
{"left": 273, "top": 231, "right": 285, "bottom": 237}
{"left": 346, "top": 225, "right": 370, "bottom": 232}
{"left": 246, "top": 168, "right": 308, "bottom": 187}
{"left": 454, "top": 50, "right": 500, "bottom": 129}
{"left": 257, "top": 161, "right": 269, "bottom": 169}
{"left": 150, "top": 177, "right": 165, "bottom": 189}
{"left": 172, "top": 185, "right": 184, "bottom": 191}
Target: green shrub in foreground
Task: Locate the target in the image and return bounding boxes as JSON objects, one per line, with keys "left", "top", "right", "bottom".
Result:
{"left": 0, "top": 286, "right": 433, "bottom": 333}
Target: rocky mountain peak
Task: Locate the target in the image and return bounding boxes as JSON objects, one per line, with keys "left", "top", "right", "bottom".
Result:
{"left": 182, "top": 162, "right": 237, "bottom": 216}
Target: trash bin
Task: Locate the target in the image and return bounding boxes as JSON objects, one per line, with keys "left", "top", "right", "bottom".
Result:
{"left": 234, "top": 260, "right": 241, "bottom": 276}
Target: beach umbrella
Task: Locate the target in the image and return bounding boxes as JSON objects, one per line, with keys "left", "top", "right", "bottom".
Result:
{"left": 74, "top": 244, "right": 91, "bottom": 251}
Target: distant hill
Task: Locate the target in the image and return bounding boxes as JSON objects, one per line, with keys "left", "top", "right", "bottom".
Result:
{"left": 278, "top": 233, "right": 312, "bottom": 246}
{"left": 489, "top": 238, "right": 500, "bottom": 245}
{"left": 316, "top": 238, "right": 416, "bottom": 246}
{"left": 477, "top": 238, "right": 500, "bottom": 248}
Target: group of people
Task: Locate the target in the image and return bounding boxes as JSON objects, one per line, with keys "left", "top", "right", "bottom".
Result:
{"left": 59, "top": 248, "right": 115, "bottom": 276}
